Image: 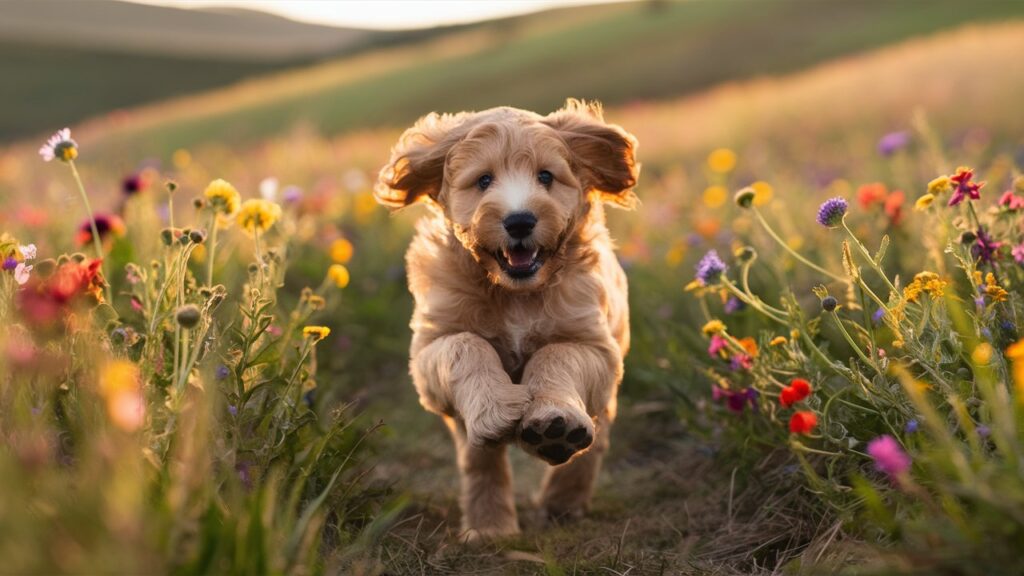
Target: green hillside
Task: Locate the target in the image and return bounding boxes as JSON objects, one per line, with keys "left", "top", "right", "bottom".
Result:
{"left": 78, "top": 0, "right": 1024, "bottom": 161}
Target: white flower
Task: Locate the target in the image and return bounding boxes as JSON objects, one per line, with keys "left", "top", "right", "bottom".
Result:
{"left": 39, "top": 127, "right": 78, "bottom": 162}
{"left": 259, "top": 177, "right": 279, "bottom": 201}
{"left": 14, "top": 263, "right": 32, "bottom": 285}
{"left": 18, "top": 244, "right": 36, "bottom": 260}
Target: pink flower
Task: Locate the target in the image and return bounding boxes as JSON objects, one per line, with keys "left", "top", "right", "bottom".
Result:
{"left": 1014, "top": 243, "right": 1024, "bottom": 264}
{"left": 707, "top": 334, "right": 728, "bottom": 358}
{"left": 999, "top": 191, "right": 1024, "bottom": 211}
{"left": 867, "top": 435, "right": 911, "bottom": 479}
{"left": 14, "top": 263, "right": 32, "bottom": 285}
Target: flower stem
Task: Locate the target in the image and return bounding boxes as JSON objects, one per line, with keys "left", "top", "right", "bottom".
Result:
{"left": 842, "top": 219, "right": 899, "bottom": 297}
{"left": 207, "top": 217, "right": 218, "bottom": 286}
{"left": 67, "top": 160, "right": 112, "bottom": 303}
{"left": 830, "top": 311, "right": 881, "bottom": 376}
{"left": 752, "top": 207, "right": 845, "bottom": 283}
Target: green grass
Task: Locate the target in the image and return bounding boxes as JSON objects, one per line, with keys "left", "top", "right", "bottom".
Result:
{"left": 81, "top": 0, "right": 1024, "bottom": 161}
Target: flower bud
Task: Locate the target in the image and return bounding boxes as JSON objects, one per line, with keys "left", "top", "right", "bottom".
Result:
{"left": 734, "top": 246, "right": 756, "bottom": 263}
{"left": 188, "top": 229, "right": 207, "bottom": 244}
{"left": 959, "top": 230, "right": 977, "bottom": 245}
{"left": 193, "top": 197, "right": 205, "bottom": 209}
{"left": 160, "top": 228, "right": 175, "bottom": 246}
{"left": 821, "top": 296, "right": 838, "bottom": 312}
{"left": 734, "top": 187, "right": 756, "bottom": 208}
{"left": 175, "top": 305, "right": 201, "bottom": 329}
{"left": 165, "top": 180, "right": 178, "bottom": 194}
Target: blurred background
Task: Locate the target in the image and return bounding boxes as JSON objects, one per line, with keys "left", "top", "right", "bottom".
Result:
{"left": 4, "top": 1, "right": 1024, "bottom": 572}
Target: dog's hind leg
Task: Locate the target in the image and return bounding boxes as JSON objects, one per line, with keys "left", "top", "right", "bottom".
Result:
{"left": 536, "top": 414, "right": 611, "bottom": 520}
{"left": 446, "top": 417, "right": 520, "bottom": 541}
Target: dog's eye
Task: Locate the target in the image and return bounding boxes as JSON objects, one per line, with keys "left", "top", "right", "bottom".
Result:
{"left": 477, "top": 174, "right": 493, "bottom": 191}
{"left": 537, "top": 170, "right": 554, "bottom": 187}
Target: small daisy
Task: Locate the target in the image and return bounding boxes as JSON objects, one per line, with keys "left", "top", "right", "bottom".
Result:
{"left": 39, "top": 128, "right": 78, "bottom": 162}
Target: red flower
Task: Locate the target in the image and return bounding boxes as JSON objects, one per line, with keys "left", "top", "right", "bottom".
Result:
{"left": 948, "top": 167, "right": 984, "bottom": 206}
{"left": 17, "top": 259, "right": 105, "bottom": 333}
{"left": 856, "top": 183, "right": 887, "bottom": 208}
{"left": 884, "top": 190, "right": 905, "bottom": 225}
{"left": 789, "top": 411, "right": 818, "bottom": 434}
{"left": 779, "top": 378, "right": 813, "bottom": 407}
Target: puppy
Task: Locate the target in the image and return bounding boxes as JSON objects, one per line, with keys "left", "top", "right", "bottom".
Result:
{"left": 375, "top": 99, "right": 638, "bottom": 540}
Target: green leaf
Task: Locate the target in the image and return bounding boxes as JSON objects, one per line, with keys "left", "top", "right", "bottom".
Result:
{"left": 874, "top": 234, "right": 889, "bottom": 265}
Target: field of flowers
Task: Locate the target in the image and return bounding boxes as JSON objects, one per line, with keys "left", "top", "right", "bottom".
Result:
{"left": 1, "top": 21, "right": 1023, "bottom": 575}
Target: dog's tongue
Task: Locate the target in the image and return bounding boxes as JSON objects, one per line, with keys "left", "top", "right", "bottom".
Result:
{"left": 508, "top": 246, "right": 535, "bottom": 268}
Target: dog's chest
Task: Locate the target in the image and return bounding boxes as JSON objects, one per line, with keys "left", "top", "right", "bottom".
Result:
{"left": 484, "top": 299, "right": 555, "bottom": 383}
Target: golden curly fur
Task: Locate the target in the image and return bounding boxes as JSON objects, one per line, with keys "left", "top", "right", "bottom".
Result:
{"left": 375, "top": 99, "right": 639, "bottom": 540}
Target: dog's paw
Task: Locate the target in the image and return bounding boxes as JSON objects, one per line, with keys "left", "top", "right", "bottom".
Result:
{"left": 462, "top": 381, "right": 531, "bottom": 446}
{"left": 517, "top": 401, "right": 594, "bottom": 465}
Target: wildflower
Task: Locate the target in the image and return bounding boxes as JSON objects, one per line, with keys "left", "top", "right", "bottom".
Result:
{"left": 972, "top": 343, "right": 993, "bottom": 365}
{"left": 282, "top": 185, "right": 304, "bottom": 203}
{"left": 926, "top": 175, "right": 951, "bottom": 196}
{"left": 703, "top": 185, "right": 728, "bottom": 208}
{"left": 1006, "top": 339, "right": 1024, "bottom": 400}
{"left": 702, "top": 319, "right": 726, "bottom": 335}
{"left": 713, "top": 385, "right": 758, "bottom": 413}
{"left": 204, "top": 179, "right": 241, "bottom": 217}
{"left": 947, "top": 167, "right": 984, "bottom": 206}
{"left": 734, "top": 187, "right": 756, "bottom": 208}
{"left": 19, "top": 244, "right": 36, "bottom": 260}
{"left": 866, "top": 435, "right": 911, "bottom": 479}
{"left": 1013, "top": 243, "right": 1024, "bottom": 264}
{"left": 821, "top": 296, "right": 838, "bottom": 312}
{"left": 98, "top": 360, "right": 146, "bottom": 432}
{"left": 216, "top": 365, "right": 231, "bottom": 380}
{"left": 695, "top": 250, "right": 726, "bottom": 285}
{"left": 971, "top": 227, "right": 1002, "bottom": 265}
{"left": 724, "top": 296, "right": 744, "bottom": 314}
{"left": 816, "top": 197, "right": 848, "bottom": 228}
{"left": 14, "top": 263, "right": 32, "bottom": 285}
{"left": 884, "top": 190, "right": 905, "bottom": 224}
{"left": 981, "top": 272, "right": 1008, "bottom": 303}
{"left": 327, "top": 264, "right": 350, "bottom": 289}
{"left": 914, "top": 194, "right": 935, "bottom": 211}
{"left": 188, "top": 229, "right": 207, "bottom": 244}
{"left": 708, "top": 334, "right": 728, "bottom": 358}
{"left": 2, "top": 256, "right": 17, "bottom": 271}
{"left": 779, "top": 378, "right": 812, "bottom": 408}
{"left": 259, "top": 177, "right": 279, "bottom": 201}
{"left": 707, "top": 148, "right": 736, "bottom": 173}
{"left": 877, "top": 131, "right": 910, "bottom": 156}
{"left": 730, "top": 354, "right": 753, "bottom": 371}
{"left": 857, "top": 183, "right": 887, "bottom": 208}
{"left": 960, "top": 230, "right": 977, "bottom": 245}
{"left": 904, "top": 419, "right": 919, "bottom": 433}
{"left": 303, "top": 326, "right": 331, "bottom": 342}
{"left": 976, "top": 425, "right": 991, "bottom": 438}
{"left": 237, "top": 199, "right": 282, "bottom": 235}
{"left": 788, "top": 411, "right": 817, "bottom": 435}
{"left": 999, "top": 190, "right": 1024, "bottom": 211}
{"left": 330, "top": 238, "right": 354, "bottom": 264}
{"left": 38, "top": 128, "right": 78, "bottom": 162}
{"left": 903, "top": 271, "right": 947, "bottom": 303}
{"left": 75, "top": 214, "right": 125, "bottom": 247}
{"left": 122, "top": 172, "right": 151, "bottom": 196}
{"left": 751, "top": 181, "right": 773, "bottom": 205}
{"left": 769, "top": 336, "right": 787, "bottom": 346}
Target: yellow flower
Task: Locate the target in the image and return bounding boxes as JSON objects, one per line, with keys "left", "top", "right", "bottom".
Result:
{"left": 327, "top": 264, "right": 350, "bottom": 289}
{"left": 99, "top": 360, "right": 145, "bottom": 432}
{"left": 702, "top": 185, "right": 728, "bottom": 208}
{"left": 972, "top": 343, "right": 993, "bottom": 365}
{"left": 983, "top": 272, "right": 1008, "bottom": 303}
{"left": 303, "top": 326, "right": 331, "bottom": 342}
{"left": 707, "top": 148, "right": 737, "bottom": 173}
{"left": 751, "top": 181, "right": 774, "bottom": 206}
{"left": 237, "top": 199, "right": 282, "bottom": 234}
{"left": 702, "top": 319, "right": 726, "bottom": 335}
{"left": 173, "top": 148, "right": 192, "bottom": 170}
{"left": 903, "top": 271, "right": 946, "bottom": 302}
{"left": 1006, "top": 340, "right": 1024, "bottom": 402}
{"left": 914, "top": 194, "right": 935, "bottom": 211}
{"left": 927, "top": 176, "right": 951, "bottom": 196}
{"left": 354, "top": 191, "right": 378, "bottom": 223}
{"left": 330, "top": 238, "right": 354, "bottom": 264}
{"left": 665, "top": 244, "right": 686, "bottom": 268}
{"left": 204, "top": 179, "right": 240, "bottom": 216}
{"left": 769, "top": 336, "right": 787, "bottom": 347}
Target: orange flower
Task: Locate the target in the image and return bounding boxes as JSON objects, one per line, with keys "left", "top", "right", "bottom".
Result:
{"left": 857, "top": 182, "right": 887, "bottom": 208}
{"left": 789, "top": 411, "right": 817, "bottom": 435}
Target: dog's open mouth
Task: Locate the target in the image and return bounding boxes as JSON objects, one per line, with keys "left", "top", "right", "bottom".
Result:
{"left": 495, "top": 243, "right": 543, "bottom": 279}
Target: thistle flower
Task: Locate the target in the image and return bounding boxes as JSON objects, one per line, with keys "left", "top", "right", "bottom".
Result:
{"left": 2, "top": 257, "right": 16, "bottom": 271}
{"left": 204, "top": 179, "right": 241, "bottom": 217}
{"left": 695, "top": 250, "right": 726, "bottom": 285}
{"left": 327, "top": 264, "right": 350, "bottom": 289}
{"left": 39, "top": 128, "right": 78, "bottom": 162}
{"left": 866, "top": 435, "right": 911, "bottom": 479}
{"left": 788, "top": 411, "right": 817, "bottom": 435}
{"left": 816, "top": 197, "right": 848, "bottom": 228}
{"left": 237, "top": 199, "right": 282, "bottom": 235}
{"left": 947, "top": 167, "right": 984, "bottom": 206}
{"left": 303, "top": 326, "right": 331, "bottom": 342}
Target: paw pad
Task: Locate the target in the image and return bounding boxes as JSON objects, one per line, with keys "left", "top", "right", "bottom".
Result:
{"left": 519, "top": 415, "right": 593, "bottom": 465}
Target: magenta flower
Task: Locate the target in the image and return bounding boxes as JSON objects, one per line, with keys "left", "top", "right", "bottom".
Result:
{"left": 1013, "top": 243, "right": 1024, "bottom": 264}
{"left": 999, "top": 191, "right": 1024, "bottom": 211}
{"left": 867, "top": 435, "right": 911, "bottom": 479}
{"left": 971, "top": 227, "right": 1002, "bottom": 264}
{"left": 947, "top": 167, "right": 984, "bottom": 206}
{"left": 708, "top": 334, "right": 728, "bottom": 358}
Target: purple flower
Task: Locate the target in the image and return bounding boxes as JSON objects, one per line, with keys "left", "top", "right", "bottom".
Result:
{"left": 904, "top": 419, "right": 919, "bottom": 433}
{"left": 713, "top": 385, "right": 758, "bottom": 413}
{"left": 2, "top": 257, "right": 17, "bottom": 271}
{"left": 216, "top": 365, "right": 230, "bottom": 380}
{"left": 695, "top": 250, "right": 727, "bottom": 285}
{"left": 122, "top": 173, "right": 144, "bottom": 196}
{"left": 724, "top": 296, "right": 745, "bottom": 314}
{"left": 877, "top": 131, "right": 910, "bottom": 156}
{"left": 282, "top": 185, "right": 304, "bottom": 203}
{"left": 977, "top": 425, "right": 991, "bottom": 438}
{"left": 971, "top": 227, "right": 1002, "bottom": 264}
{"left": 227, "top": 405, "right": 238, "bottom": 417}
{"left": 816, "top": 197, "right": 848, "bottom": 228}
{"left": 872, "top": 308, "right": 886, "bottom": 325}
{"left": 867, "top": 435, "right": 911, "bottom": 479}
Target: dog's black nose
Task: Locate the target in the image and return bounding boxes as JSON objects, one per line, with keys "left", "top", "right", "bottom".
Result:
{"left": 503, "top": 212, "right": 537, "bottom": 239}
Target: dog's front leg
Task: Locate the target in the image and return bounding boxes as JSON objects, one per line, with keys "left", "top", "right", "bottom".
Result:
{"left": 411, "top": 332, "right": 530, "bottom": 539}
{"left": 517, "top": 341, "right": 621, "bottom": 518}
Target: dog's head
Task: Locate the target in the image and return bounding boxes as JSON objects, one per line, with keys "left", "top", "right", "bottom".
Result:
{"left": 376, "top": 99, "right": 638, "bottom": 290}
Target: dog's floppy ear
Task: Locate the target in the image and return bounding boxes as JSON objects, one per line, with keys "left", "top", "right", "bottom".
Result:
{"left": 543, "top": 99, "right": 639, "bottom": 209}
{"left": 375, "top": 112, "right": 470, "bottom": 210}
